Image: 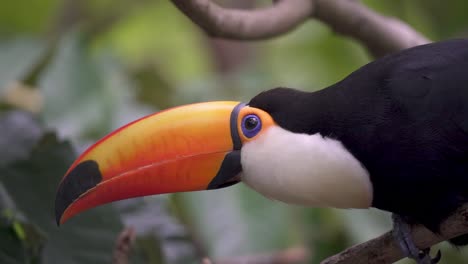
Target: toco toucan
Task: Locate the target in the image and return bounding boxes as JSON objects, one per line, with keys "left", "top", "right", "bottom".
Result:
{"left": 55, "top": 39, "right": 468, "bottom": 264}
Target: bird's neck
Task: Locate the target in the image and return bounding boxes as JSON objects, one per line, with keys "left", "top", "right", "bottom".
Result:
{"left": 266, "top": 87, "right": 353, "bottom": 138}
{"left": 243, "top": 87, "right": 376, "bottom": 208}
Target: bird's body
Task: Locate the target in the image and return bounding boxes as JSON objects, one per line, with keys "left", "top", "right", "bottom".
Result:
{"left": 56, "top": 39, "right": 468, "bottom": 263}
{"left": 249, "top": 39, "right": 468, "bottom": 235}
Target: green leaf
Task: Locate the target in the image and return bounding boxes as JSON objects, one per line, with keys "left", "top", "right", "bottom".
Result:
{"left": 0, "top": 132, "right": 124, "bottom": 264}
{"left": 0, "top": 219, "right": 30, "bottom": 264}
{"left": 0, "top": 182, "right": 45, "bottom": 264}
{"left": 12, "top": 221, "right": 26, "bottom": 240}
{"left": 39, "top": 29, "right": 152, "bottom": 144}
{"left": 2, "top": 219, "right": 46, "bottom": 264}
{"left": 39, "top": 31, "right": 112, "bottom": 141}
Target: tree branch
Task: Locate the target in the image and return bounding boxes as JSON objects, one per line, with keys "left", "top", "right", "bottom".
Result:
{"left": 171, "top": 0, "right": 314, "bottom": 40}
{"left": 321, "top": 205, "right": 468, "bottom": 264}
{"left": 170, "top": 0, "right": 430, "bottom": 57}
{"left": 312, "top": 0, "right": 430, "bottom": 57}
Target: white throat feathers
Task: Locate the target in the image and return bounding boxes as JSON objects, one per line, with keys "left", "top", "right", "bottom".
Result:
{"left": 240, "top": 126, "right": 373, "bottom": 208}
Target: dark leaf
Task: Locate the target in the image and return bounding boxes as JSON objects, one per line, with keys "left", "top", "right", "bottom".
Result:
{"left": 1, "top": 132, "right": 124, "bottom": 264}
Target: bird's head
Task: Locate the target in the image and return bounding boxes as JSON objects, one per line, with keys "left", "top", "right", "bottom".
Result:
{"left": 55, "top": 88, "right": 372, "bottom": 225}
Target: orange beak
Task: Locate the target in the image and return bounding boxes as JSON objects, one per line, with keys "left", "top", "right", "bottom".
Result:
{"left": 55, "top": 102, "right": 245, "bottom": 225}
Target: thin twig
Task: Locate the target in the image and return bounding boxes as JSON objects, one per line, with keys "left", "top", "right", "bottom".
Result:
{"left": 312, "top": 0, "right": 430, "bottom": 57}
{"left": 171, "top": 0, "right": 314, "bottom": 40}
{"left": 112, "top": 227, "right": 136, "bottom": 264}
{"left": 321, "top": 205, "right": 468, "bottom": 264}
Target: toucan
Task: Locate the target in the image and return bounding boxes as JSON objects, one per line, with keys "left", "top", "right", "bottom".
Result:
{"left": 55, "top": 39, "right": 468, "bottom": 264}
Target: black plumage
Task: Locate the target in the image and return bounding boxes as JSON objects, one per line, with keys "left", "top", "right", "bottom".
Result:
{"left": 249, "top": 39, "right": 468, "bottom": 243}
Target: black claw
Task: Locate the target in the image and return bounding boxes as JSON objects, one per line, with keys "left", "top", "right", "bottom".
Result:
{"left": 416, "top": 248, "right": 431, "bottom": 264}
{"left": 419, "top": 248, "right": 430, "bottom": 259}
{"left": 417, "top": 248, "right": 441, "bottom": 264}
{"left": 431, "top": 250, "right": 442, "bottom": 264}
{"left": 391, "top": 214, "right": 443, "bottom": 264}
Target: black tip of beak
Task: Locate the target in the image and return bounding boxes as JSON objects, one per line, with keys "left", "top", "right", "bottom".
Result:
{"left": 55, "top": 160, "right": 102, "bottom": 226}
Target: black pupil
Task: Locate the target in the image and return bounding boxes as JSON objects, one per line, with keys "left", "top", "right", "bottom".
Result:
{"left": 245, "top": 117, "right": 258, "bottom": 130}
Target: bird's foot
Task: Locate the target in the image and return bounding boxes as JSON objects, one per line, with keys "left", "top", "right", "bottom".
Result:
{"left": 392, "top": 214, "right": 442, "bottom": 264}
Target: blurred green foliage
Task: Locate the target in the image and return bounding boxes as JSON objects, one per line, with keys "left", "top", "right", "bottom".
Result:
{"left": 1, "top": 1, "right": 468, "bottom": 263}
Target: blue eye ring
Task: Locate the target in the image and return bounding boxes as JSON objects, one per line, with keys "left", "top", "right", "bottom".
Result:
{"left": 241, "top": 114, "right": 262, "bottom": 138}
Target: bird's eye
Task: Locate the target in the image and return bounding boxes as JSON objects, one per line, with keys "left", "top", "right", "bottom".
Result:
{"left": 241, "top": 114, "right": 262, "bottom": 138}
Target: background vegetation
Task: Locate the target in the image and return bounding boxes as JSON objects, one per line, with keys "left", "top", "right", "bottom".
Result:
{"left": 1, "top": 1, "right": 468, "bottom": 263}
